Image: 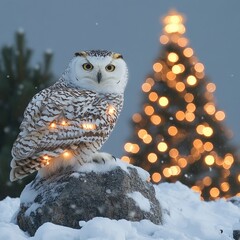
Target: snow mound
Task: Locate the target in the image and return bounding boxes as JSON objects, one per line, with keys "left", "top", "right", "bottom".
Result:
{"left": 1, "top": 182, "right": 240, "bottom": 239}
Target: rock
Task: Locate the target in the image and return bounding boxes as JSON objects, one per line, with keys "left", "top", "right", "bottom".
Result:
{"left": 16, "top": 160, "right": 162, "bottom": 236}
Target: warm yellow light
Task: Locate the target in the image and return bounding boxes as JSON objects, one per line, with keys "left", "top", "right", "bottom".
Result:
{"left": 121, "top": 156, "right": 130, "bottom": 163}
{"left": 185, "top": 112, "right": 195, "bottom": 122}
{"left": 138, "top": 129, "right": 147, "bottom": 139}
{"left": 131, "top": 144, "right": 140, "bottom": 154}
{"left": 81, "top": 122, "right": 97, "bottom": 130}
{"left": 142, "top": 82, "right": 151, "bottom": 93}
{"left": 183, "top": 48, "right": 194, "bottom": 58}
{"left": 43, "top": 155, "right": 50, "bottom": 165}
{"left": 175, "top": 111, "right": 185, "bottom": 121}
{"left": 144, "top": 105, "right": 154, "bottom": 116}
{"left": 203, "top": 176, "right": 212, "bottom": 186}
{"left": 169, "top": 148, "right": 179, "bottom": 158}
{"left": 191, "top": 186, "right": 201, "bottom": 193}
{"left": 175, "top": 82, "right": 185, "bottom": 92}
{"left": 163, "top": 168, "right": 171, "bottom": 177}
{"left": 194, "top": 63, "right": 204, "bottom": 73}
{"left": 202, "top": 126, "right": 213, "bottom": 137}
{"left": 146, "top": 78, "right": 155, "bottom": 86}
{"left": 170, "top": 165, "right": 181, "bottom": 176}
{"left": 63, "top": 151, "right": 72, "bottom": 159}
{"left": 168, "top": 52, "right": 179, "bottom": 63}
{"left": 186, "top": 103, "right": 196, "bottom": 113}
{"left": 107, "top": 105, "right": 116, "bottom": 116}
{"left": 153, "top": 62, "right": 163, "bottom": 73}
{"left": 168, "top": 126, "right": 178, "bottom": 136}
{"left": 159, "top": 35, "right": 169, "bottom": 44}
{"left": 152, "top": 172, "right": 161, "bottom": 183}
{"left": 132, "top": 113, "right": 142, "bottom": 123}
{"left": 204, "top": 102, "right": 216, "bottom": 115}
{"left": 238, "top": 174, "right": 240, "bottom": 182}
{"left": 159, "top": 96, "right": 169, "bottom": 107}
{"left": 157, "top": 142, "right": 168, "bottom": 152}
{"left": 196, "top": 124, "right": 204, "bottom": 135}
{"left": 178, "top": 158, "right": 187, "bottom": 168}
{"left": 172, "top": 64, "right": 185, "bottom": 74}
{"left": 142, "top": 134, "right": 152, "bottom": 144}
{"left": 177, "top": 37, "right": 188, "bottom": 47}
{"left": 163, "top": 11, "right": 186, "bottom": 34}
{"left": 206, "top": 83, "right": 216, "bottom": 93}
{"left": 50, "top": 122, "right": 57, "bottom": 129}
{"left": 210, "top": 187, "right": 220, "bottom": 198}
{"left": 147, "top": 153, "right": 158, "bottom": 163}
{"left": 150, "top": 115, "right": 162, "bottom": 125}
{"left": 166, "top": 71, "right": 176, "bottom": 81}
{"left": 148, "top": 92, "right": 158, "bottom": 102}
{"left": 193, "top": 139, "right": 203, "bottom": 149}
{"left": 205, "top": 155, "right": 215, "bottom": 166}
{"left": 215, "top": 111, "right": 225, "bottom": 121}
{"left": 184, "top": 93, "right": 194, "bottom": 103}
{"left": 221, "top": 182, "right": 230, "bottom": 192}
{"left": 124, "top": 142, "right": 134, "bottom": 152}
{"left": 203, "top": 142, "right": 213, "bottom": 152}
{"left": 187, "top": 75, "right": 197, "bottom": 86}
{"left": 61, "top": 120, "right": 68, "bottom": 126}
{"left": 224, "top": 154, "right": 234, "bottom": 166}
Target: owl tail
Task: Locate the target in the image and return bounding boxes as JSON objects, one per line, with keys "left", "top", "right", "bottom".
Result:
{"left": 10, "top": 158, "right": 43, "bottom": 181}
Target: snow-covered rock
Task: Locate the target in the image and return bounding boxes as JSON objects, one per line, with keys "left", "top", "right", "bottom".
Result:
{"left": 15, "top": 159, "right": 162, "bottom": 236}
{"left": 0, "top": 180, "right": 240, "bottom": 239}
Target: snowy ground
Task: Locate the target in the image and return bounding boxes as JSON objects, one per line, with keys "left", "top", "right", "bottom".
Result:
{"left": 1, "top": 181, "right": 239, "bottom": 240}
{"left": 1, "top": 160, "right": 240, "bottom": 240}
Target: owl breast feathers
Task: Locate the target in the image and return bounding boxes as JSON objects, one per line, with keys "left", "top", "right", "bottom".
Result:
{"left": 10, "top": 50, "right": 128, "bottom": 181}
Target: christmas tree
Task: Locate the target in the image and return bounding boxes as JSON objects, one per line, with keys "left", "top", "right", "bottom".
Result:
{"left": 123, "top": 10, "right": 240, "bottom": 200}
{"left": 0, "top": 30, "right": 54, "bottom": 199}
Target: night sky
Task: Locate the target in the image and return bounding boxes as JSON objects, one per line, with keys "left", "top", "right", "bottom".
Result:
{"left": 1, "top": 0, "right": 240, "bottom": 157}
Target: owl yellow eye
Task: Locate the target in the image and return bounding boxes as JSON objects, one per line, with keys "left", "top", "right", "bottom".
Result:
{"left": 82, "top": 63, "right": 94, "bottom": 71}
{"left": 105, "top": 64, "right": 115, "bottom": 72}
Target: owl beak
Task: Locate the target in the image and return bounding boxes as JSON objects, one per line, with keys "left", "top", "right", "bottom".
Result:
{"left": 97, "top": 71, "right": 102, "bottom": 83}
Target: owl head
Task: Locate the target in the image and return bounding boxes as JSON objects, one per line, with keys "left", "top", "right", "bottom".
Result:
{"left": 63, "top": 50, "right": 128, "bottom": 94}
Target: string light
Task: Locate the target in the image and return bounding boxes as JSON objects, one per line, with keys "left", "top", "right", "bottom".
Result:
{"left": 148, "top": 92, "right": 158, "bottom": 102}
{"left": 152, "top": 172, "right": 161, "bottom": 183}
{"left": 186, "top": 75, "right": 197, "bottom": 86}
{"left": 158, "top": 96, "right": 169, "bottom": 107}
{"left": 157, "top": 142, "right": 168, "bottom": 152}
{"left": 168, "top": 52, "right": 179, "bottom": 62}
{"left": 106, "top": 105, "right": 116, "bottom": 116}
{"left": 147, "top": 153, "right": 158, "bottom": 163}
{"left": 153, "top": 62, "right": 163, "bottom": 72}
{"left": 132, "top": 113, "right": 142, "bottom": 123}
{"left": 80, "top": 122, "right": 97, "bottom": 130}
{"left": 121, "top": 156, "right": 130, "bottom": 163}
{"left": 49, "top": 122, "right": 57, "bottom": 129}
{"left": 150, "top": 115, "right": 162, "bottom": 125}
{"left": 142, "top": 82, "right": 151, "bottom": 92}
{"left": 183, "top": 47, "right": 194, "bottom": 57}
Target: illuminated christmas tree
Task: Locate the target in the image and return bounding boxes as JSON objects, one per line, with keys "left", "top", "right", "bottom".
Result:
{"left": 123, "top": 10, "right": 240, "bottom": 200}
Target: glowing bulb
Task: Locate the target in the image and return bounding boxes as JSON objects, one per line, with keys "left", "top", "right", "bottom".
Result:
{"left": 157, "top": 142, "right": 168, "bottom": 152}
{"left": 210, "top": 187, "right": 220, "bottom": 198}
{"left": 205, "top": 155, "right": 215, "bottom": 165}
{"left": 204, "top": 102, "right": 216, "bottom": 115}
{"left": 169, "top": 148, "right": 179, "bottom": 158}
{"left": 121, "top": 156, "right": 130, "bottom": 163}
{"left": 172, "top": 64, "right": 185, "bottom": 74}
{"left": 148, "top": 92, "right": 158, "bottom": 102}
{"left": 168, "top": 126, "right": 178, "bottom": 136}
{"left": 175, "top": 111, "right": 185, "bottom": 121}
{"left": 206, "top": 83, "right": 216, "bottom": 93}
{"left": 150, "top": 115, "right": 162, "bottom": 125}
{"left": 159, "top": 96, "right": 169, "bottom": 107}
{"left": 187, "top": 75, "right": 197, "bottom": 86}
{"left": 178, "top": 158, "right": 187, "bottom": 168}
{"left": 194, "top": 63, "right": 204, "bottom": 73}
{"left": 183, "top": 48, "right": 194, "bottom": 58}
{"left": 215, "top": 111, "right": 225, "bottom": 121}
{"left": 132, "top": 113, "right": 142, "bottom": 123}
{"left": 107, "top": 105, "right": 116, "bottom": 116}
{"left": 50, "top": 122, "right": 57, "bottom": 128}
{"left": 202, "top": 126, "right": 213, "bottom": 137}
{"left": 142, "top": 83, "right": 151, "bottom": 92}
{"left": 81, "top": 122, "right": 97, "bottom": 130}
{"left": 124, "top": 142, "right": 134, "bottom": 152}
{"left": 184, "top": 93, "right": 194, "bottom": 103}
{"left": 61, "top": 120, "right": 68, "bottom": 126}
{"left": 153, "top": 62, "right": 163, "bottom": 73}
{"left": 168, "top": 52, "right": 179, "bottom": 63}
{"left": 147, "top": 153, "right": 158, "bottom": 163}
{"left": 175, "top": 82, "right": 185, "bottom": 92}
{"left": 138, "top": 129, "right": 147, "bottom": 139}
{"left": 42, "top": 155, "right": 50, "bottom": 165}
{"left": 144, "top": 105, "right": 154, "bottom": 116}
{"left": 152, "top": 172, "right": 161, "bottom": 183}
{"left": 63, "top": 150, "right": 72, "bottom": 159}
{"left": 159, "top": 35, "right": 169, "bottom": 44}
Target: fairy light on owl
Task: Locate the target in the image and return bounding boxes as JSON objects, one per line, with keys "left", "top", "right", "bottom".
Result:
{"left": 10, "top": 50, "right": 128, "bottom": 181}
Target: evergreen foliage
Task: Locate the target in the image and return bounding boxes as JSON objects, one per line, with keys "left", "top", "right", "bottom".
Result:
{"left": 0, "top": 30, "right": 54, "bottom": 199}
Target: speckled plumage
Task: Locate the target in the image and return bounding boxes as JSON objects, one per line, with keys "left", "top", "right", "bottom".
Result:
{"left": 10, "top": 50, "right": 128, "bottom": 181}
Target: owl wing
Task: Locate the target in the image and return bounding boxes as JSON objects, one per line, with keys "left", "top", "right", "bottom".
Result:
{"left": 11, "top": 86, "right": 101, "bottom": 161}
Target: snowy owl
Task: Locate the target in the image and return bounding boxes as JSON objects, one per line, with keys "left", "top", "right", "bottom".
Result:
{"left": 10, "top": 50, "right": 128, "bottom": 181}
